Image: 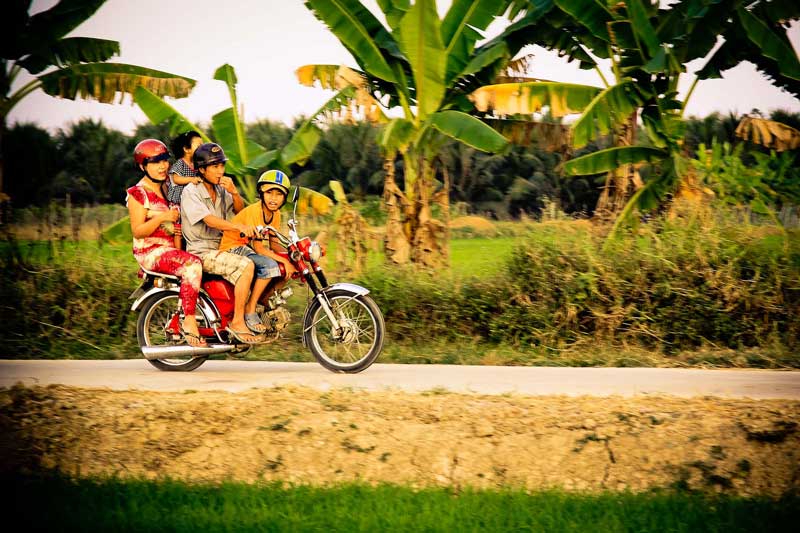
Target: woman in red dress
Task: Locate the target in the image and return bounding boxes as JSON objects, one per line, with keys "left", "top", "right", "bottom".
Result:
{"left": 126, "top": 139, "right": 205, "bottom": 347}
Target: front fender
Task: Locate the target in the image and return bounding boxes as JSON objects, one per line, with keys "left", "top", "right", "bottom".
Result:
{"left": 322, "top": 283, "right": 370, "bottom": 297}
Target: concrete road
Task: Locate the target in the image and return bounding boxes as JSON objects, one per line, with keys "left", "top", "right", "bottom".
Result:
{"left": 1, "top": 360, "right": 799, "bottom": 398}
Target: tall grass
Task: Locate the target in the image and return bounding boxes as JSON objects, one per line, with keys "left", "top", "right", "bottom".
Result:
{"left": 9, "top": 474, "right": 798, "bottom": 533}
{"left": 2, "top": 203, "right": 797, "bottom": 366}
{"left": 0, "top": 239, "right": 140, "bottom": 358}
{"left": 358, "top": 207, "right": 800, "bottom": 364}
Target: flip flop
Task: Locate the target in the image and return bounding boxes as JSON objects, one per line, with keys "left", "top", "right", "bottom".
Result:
{"left": 245, "top": 313, "right": 268, "bottom": 333}
{"left": 226, "top": 327, "right": 262, "bottom": 345}
{"left": 180, "top": 328, "right": 207, "bottom": 348}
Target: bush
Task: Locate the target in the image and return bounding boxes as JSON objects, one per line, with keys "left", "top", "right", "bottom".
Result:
{"left": 358, "top": 210, "right": 800, "bottom": 358}
{"left": 0, "top": 240, "right": 140, "bottom": 358}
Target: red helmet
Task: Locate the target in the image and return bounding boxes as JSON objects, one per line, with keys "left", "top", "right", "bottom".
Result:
{"left": 133, "top": 139, "right": 170, "bottom": 167}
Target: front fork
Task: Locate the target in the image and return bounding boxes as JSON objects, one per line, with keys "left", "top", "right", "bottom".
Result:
{"left": 304, "top": 271, "right": 341, "bottom": 331}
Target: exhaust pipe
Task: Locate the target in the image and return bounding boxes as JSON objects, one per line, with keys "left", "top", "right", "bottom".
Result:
{"left": 142, "top": 343, "right": 237, "bottom": 360}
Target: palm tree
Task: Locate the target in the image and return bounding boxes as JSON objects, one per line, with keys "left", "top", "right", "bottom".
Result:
{"left": 1, "top": 0, "right": 196, "bottom": 215}
{"left": 299, "top": 0, "right": 517, "bottom": 267}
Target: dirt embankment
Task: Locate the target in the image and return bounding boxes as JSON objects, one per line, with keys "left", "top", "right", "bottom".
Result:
{"left": 1, "top": 385, "right": 798, "bottom": 496}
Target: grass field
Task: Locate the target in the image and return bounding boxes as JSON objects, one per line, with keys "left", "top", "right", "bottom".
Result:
{"left": 9, "top": 474, "right": 798, "bottom": 532}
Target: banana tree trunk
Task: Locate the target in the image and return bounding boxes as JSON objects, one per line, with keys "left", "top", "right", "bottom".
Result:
{"left": 382, "top": 152, "right": 447, "bottom": 268}
{"left": 410, "top": 158, "right": 447, "bottom": 268}
{"left": 594, "top": 113, "right": 642, "bottom": 222}
{"left": 382, "top": 157, "right": 411, "bottom": 264}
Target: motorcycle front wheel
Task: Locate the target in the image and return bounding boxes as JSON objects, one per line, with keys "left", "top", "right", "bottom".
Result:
{"left": 136, "top": 292, "right": 209, "bottom": 372}
{"left": 303, "top": 289, "right": 385, "bottom": 373}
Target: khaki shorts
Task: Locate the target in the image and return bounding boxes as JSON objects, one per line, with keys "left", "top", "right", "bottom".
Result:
{"left": 199, "top": 250, "right": 252, "bottom": 285}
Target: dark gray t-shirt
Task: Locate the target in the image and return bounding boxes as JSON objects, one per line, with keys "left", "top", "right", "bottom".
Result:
{"left": 180, "top": 182, "right": 235, "bottom": 255}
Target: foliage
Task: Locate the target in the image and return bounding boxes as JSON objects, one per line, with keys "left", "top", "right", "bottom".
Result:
{"left": 3, "top": 123, "right": 58, "bottom": 206}
{"left": 0, "top": 240, "right": 139, "bottom": 358}
{"left": 473, "top": 0, "right": 800, "bottom": 228}
{"left": 1, "top": 0, "right": 196, "bottom": 203}
{"left": 692, "top": 140, "right": 800, "bottom": 218}
{"left": 358, "top": 211, "right": 799, "bottom": 359}
{"left": 300, "top": 0, "right": 515, "bottom": 266}
{"left": 8, "top": 474, "right": 800, "bottom": 532}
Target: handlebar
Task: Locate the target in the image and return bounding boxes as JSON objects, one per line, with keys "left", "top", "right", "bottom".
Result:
{"left": 239, "top": 225, "right": 292, "bottom": 247}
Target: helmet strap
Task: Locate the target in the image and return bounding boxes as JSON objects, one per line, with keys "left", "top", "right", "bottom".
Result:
{"left": 142, "top": 165, "right": 167, "bottom": 184}
{"left": 198, "top": 167, "right": 215, "bottom": 185}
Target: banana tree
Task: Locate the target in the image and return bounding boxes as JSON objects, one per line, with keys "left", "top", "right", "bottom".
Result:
{"left": 470, "top": 0, "right": 800, "bottom": 228}
{"left": 2, "top": 0, "right": 197, "bottom": 213}
{"left": 134, "top": 63, "right": 337, "bottom": 214}
{"left": 299, "top": 0, "right": 519, "bottom": 267}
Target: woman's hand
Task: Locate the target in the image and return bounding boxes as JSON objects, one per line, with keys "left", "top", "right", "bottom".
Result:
{"left": 161, "top": 208, "right": 180, "bottom": 223}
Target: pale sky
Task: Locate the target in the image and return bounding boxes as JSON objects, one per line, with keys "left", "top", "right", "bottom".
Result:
{"left": 9, "top": 0, "right": 800, "bottom": 135}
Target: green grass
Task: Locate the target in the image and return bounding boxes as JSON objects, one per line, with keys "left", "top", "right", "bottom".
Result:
{"left": 8, "top": 474, "right": 798, "bottom": 532}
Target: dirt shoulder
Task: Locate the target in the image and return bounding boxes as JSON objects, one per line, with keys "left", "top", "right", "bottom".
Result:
{"left": 1, "top": 385, "right": 798, "bottom": 497}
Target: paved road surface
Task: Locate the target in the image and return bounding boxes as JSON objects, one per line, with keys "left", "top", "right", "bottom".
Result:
{"left": 1, "top": 360, "right": 799, "bottom": 398}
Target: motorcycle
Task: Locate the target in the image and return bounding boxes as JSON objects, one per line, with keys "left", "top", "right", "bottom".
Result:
{"left": 129, "top": 187, "right": 385, "bottom": 373}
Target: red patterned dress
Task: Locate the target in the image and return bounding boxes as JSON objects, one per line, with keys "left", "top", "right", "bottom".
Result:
{"left": 126, "top": 182, "right": 202, "bottom": 315}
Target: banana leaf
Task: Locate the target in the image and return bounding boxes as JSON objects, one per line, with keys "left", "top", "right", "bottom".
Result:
{"left": 736, "top": 6, "right": 800, "bottom": 81}
{"left": 19, "top": 37, "right": 119, "bottom": 74}
{"left": 442, "top": 0, "right": 507, "bottom": 83}
{"left": 397, "top": 0, "right": 447, "bottom": 120}
{"left": 304, "top": 0, "right": 397, "bottom": 82}
{"left": 38, "top": 63, "right": 195, "bottom": 104}
{"left": 571, "top": 81, "right": 643, "bottom": 148}
{"left": 328, "top": 180, "right": 350, "bottom": 204}
{"left": 562, "top": 146, "right": 666, "bottom": 176}
{"left": 470, "top": 81, "right": 600, "bottom": 117}
{"left": 290, "top": 186, "right": 335, "bottom": 216}
{"left": 133, "top": 86, "right": 210, "bottom": 140}
{"left": 378, "top": 118, "right": 416, "bottom": 155}
{"left": 552, "top": 0, "right": 612, "bottom": 43}
{"left": 429, "top": 110, "right": 510, "bottom": 154}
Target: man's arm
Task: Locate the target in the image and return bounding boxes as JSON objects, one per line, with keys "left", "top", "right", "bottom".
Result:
{"left": 203, "top": 214, "right": 255, "bottom": 237}
{"left": 219, "top": 175, "right": 245, "bottom": 213}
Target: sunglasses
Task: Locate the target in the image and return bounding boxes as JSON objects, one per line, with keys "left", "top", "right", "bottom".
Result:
{"left": 147, "top": 152, "right": 170, "bottom": 164}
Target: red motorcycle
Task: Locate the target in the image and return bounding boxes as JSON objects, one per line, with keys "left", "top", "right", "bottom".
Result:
{"left": 130, "top": 189, "right": 385, "bottom": 373}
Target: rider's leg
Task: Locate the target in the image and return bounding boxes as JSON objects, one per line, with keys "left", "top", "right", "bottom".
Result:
{"left": 242, "top": 252, "right": 281, "bottom": 314}
{"left": 149, "top": 247, "right": 204, "bottom": 346}
{"left": 200, "top": 251, "right": 258, "bottom": 340}
{"left": 231, "top": 261, "right": 255, "bottom": 333}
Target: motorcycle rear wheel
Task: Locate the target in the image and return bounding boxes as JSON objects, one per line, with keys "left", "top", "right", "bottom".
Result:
{"left": 303, "top": 289, "right": 385, "bottom": 373}
{"left": 136, "top": 292, "right": 209, "bottom": 372}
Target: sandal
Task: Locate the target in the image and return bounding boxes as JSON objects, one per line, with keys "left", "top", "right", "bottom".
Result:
{"left": 180, "top": 328, "right": 207, "bottom": 348}
{"left": 245, "top": 313, "right": 268, "bottom": 333}
{"left": 226, "top": 327, "right": 262, "bottom": 345}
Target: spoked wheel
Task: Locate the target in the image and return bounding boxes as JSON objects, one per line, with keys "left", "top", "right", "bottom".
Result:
{"left": 303, "top": 289, "right": 385, "bottom": 373}
{"left": 136, "top": 292, "right": 210, "bottom": 372}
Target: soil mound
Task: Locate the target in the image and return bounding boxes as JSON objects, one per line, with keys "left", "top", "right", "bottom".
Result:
{"left": 1, "top": 385, "right": 798, "bottom": 496}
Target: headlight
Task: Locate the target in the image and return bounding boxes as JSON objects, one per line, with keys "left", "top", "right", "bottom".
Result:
{"left": 308, "top": 242, "right": 322, "bottom": 262}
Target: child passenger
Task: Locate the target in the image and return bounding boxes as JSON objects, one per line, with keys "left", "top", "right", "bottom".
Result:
{"left": 218, "top": 170, "right": 296, "bottom": 334}
{"left": 167, "top": 130, "right": 203, "bottom": 205}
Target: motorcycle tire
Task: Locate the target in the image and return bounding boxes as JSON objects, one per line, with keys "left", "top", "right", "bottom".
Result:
{"left": 303, "top": 288, "right": 385, "bottom": 373}
{"left": 136, "top": 292, "right": 209, "bottom": 372}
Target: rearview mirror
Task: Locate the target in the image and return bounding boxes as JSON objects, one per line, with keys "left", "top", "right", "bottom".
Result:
{"left": 291, "top": 186, "right": 299, "bottom": 204}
